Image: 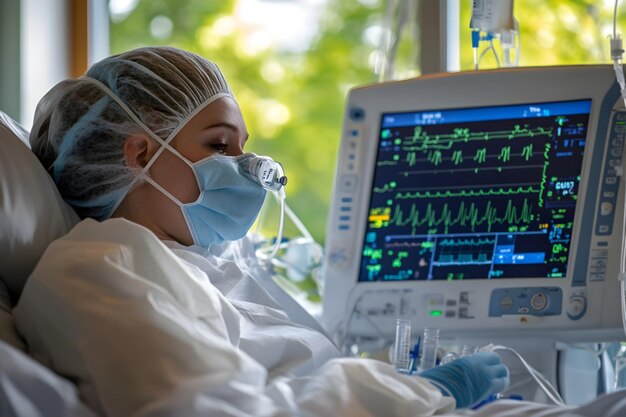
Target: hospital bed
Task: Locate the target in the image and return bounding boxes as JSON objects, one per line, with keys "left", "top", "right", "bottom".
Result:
{"left": 0, "top": 111, "right": 93, "bottom": 416}
{"left": 1, "top": 92, "right": 626, "bottom": 415}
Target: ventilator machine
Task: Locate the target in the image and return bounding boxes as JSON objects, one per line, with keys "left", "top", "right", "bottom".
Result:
{"left": 317, "top": 0, "right": 626, "bottom": 404}
{"left": 320, "top": 64, "right": 626, "bottom": 403}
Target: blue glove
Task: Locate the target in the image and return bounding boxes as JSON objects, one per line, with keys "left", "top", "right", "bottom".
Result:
{"left": 418, "top": 352, "right": 509, "bottom": 409}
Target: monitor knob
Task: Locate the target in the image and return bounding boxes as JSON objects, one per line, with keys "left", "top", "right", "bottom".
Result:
{"left": 567, "top": 290, "right": 586, "bottom": 320}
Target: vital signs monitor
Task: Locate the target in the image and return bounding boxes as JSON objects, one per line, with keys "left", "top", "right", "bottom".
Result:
{"left": 321, "top": 65, "right": 625, "bottom": 346}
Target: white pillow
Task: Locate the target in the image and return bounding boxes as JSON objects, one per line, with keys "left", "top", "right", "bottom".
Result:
{"left": 0, "top": 279, "right": 25, "bottom": 351}
{"left": 0, "top": 111, "right": 79, "bottom": 304}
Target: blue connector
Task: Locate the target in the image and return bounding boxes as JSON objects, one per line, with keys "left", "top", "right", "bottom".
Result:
{"left": 472, "top": 394, "right": 524, "bottom": 409}
{"left": 471, "top": 30, "right": 481, "bottom": 48}
{"left": 408, "top": 336, "right": 421, "bottom": 374}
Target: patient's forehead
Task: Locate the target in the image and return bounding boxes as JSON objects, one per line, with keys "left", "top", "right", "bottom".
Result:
{"left": 187, "top": 96, "right": 244, "bottom": 129}
{"left": 168, "top": 96, "right": 247, "bottom": 149}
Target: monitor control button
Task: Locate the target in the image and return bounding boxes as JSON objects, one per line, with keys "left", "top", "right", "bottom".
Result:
{"left": 567, "top": 291, "right": 586, "bottom": 320}
{"left": 500, "top": 296, "right": 514, "bottom": 311}
{"left": 567, "top": 299, "right": 584, "bottom": 316}
{"left": 349, "top": 107, "right": 365, "bottom": 121}
{"left": 339, "top": 175, "right": 357, "bottom": 192}
{"left": 530, "top": 293, "right": 548, "bottom": 311}
{"left": 601, "top": 202, "right": 614, "bottom": 216}
{"left": 327, "top": 247, "right": 349, "bottom": 270}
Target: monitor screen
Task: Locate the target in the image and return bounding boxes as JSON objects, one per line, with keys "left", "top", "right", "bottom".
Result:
{"left": 359, "top": 99, "right": 592, "bottom": 282}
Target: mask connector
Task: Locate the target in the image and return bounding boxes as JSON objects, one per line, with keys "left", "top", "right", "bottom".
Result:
{"left": 240, "top": 153, "right": 288, "bottom": 192}
{"left": 241, "top": 153, "right": 289, "bottom": 262}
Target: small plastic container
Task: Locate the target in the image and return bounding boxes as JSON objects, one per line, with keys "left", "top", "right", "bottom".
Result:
{"left": 418, "top": 327, "right": 440, "bottom": 372}
{"left": 440, "top": 351, "right": 458, "bottom": 365}
{"left": 614, "top": 343, "right": 626, "bottom": 391}
{"left": 393, "top": 319, "right": 412, "bottom": 374}
{"left": 461, "top": 344, "right": 478, "bottom": 357}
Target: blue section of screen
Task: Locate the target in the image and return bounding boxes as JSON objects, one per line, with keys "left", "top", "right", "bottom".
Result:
{"left": 381, "top": 100, "right": 592, "bottom": 128}
{"left": 359, "top": 99, "right": 592, "bottom": 282}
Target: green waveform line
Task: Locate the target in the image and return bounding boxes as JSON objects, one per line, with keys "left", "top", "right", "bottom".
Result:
{"left": 406, "top": 152, "right": 416, "bottom": 166}
{"left": 452, "top": 149, "right": 463, "bottom": 164}
{"left": 393, "top": 186, "right": 540, "bottom": 199}
{"left": 538, "top": 143, "right": 551, "bottom": 208}
{"left": 474, "top": 148, "right": 487, "bottom": 163}
{"left": 522, "top": 143, "right": 533, "bottom": 161}
{"left": 498, "top": 146, "right": 511, "bottom": 162}
{"left": 373, "top": 184, "right": 393, "bottom": 193}
{"left": 404, "top": 125, "right": 552, "bottom": 151}
{"left": 438, "top": 238, "right": 496, "bottom": 246}
{"left": 428, "top": 150, "right": 443, "bottom": 165}
{"left": 405, "top": 141, "right": 540, "bottom": 167}
{"left": 390, "top": 199, "right": 535, "bottom": 234}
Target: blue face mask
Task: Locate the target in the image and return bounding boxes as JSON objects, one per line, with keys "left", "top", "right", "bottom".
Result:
{"left": 99, "top": 91, "right": 285, "bottom": 247}
{"left": 145, "top": 152, "right": 268, "bottom": 247}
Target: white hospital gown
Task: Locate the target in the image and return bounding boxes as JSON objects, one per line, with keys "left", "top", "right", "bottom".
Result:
{"left": 14, "top": 218, "right": 454, "bottom": 417}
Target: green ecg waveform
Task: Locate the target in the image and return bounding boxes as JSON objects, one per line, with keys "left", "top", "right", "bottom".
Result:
{"left": 438, "top": 238, "right": 496, "bottom": 246}
{"left": 390, "top": 199, "right": 535, "bottom": 234}
{"left": 392, "top": 186, "right": 540, "bottom": 199}
{"left": 406, "top": 143, "right": 537, "bottom": 167}
{"left": 404, "top": 125, "right": 552, "bottom": 150}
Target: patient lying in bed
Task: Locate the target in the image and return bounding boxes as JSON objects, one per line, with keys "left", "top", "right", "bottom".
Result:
{"left": 14, "top": 218, "right": 456, "bottom": 416}
{"left": 3, "top": 46, "right": 625, "bottom": 417}
{"left": 10, "top": 218, "right": 626, "bottom": 417}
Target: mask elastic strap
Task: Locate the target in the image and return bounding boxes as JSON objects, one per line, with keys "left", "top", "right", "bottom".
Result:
{"left": 79, "top": 76, "right": 231, "bottom": 216}
{"left": 142, "top": 176, "right": 184, "bottom": 208}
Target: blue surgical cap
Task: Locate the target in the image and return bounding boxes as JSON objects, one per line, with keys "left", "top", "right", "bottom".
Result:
{"left": 30, "top": 46, "right": 233, "bottom": 220}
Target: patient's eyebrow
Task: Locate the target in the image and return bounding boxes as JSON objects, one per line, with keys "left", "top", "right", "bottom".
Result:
{"left": 203, "top": 122, "right": 239, "bottom": 132}
{"left": 203, "top": 122, "right": 249, "bottom": 142}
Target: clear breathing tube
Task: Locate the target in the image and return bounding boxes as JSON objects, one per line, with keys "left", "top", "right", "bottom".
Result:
{"left": 240, "top": 154, "right": 288, "bottom": 262}
{"left": 270, "top": 195, "right": 286, "bottom": 260}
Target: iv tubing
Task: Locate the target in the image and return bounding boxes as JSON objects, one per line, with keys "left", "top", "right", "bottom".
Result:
{"left": 616, "top": 0, "right": 620, "bottom": 39}
{"left": 480, "top": 344, "right": 565, "bottom": 406}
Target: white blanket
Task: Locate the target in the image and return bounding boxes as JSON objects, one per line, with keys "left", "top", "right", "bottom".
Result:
{"left": 3, "top": 337, "right": 626, "bottom": 417}
{"left": 13, "top": 218, "right": 454, "bottom": 417}
{"left": 0, "top": 340, "right": 95, "bottom": 417}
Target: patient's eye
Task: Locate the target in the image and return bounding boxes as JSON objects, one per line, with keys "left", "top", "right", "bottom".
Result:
{"left": 210, "top": 143, "right": 228, "bottom": 154}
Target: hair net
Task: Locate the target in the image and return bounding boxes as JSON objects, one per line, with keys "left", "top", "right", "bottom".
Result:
{"left": 30, "top": 46, "right": 233, "bottom": 220}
